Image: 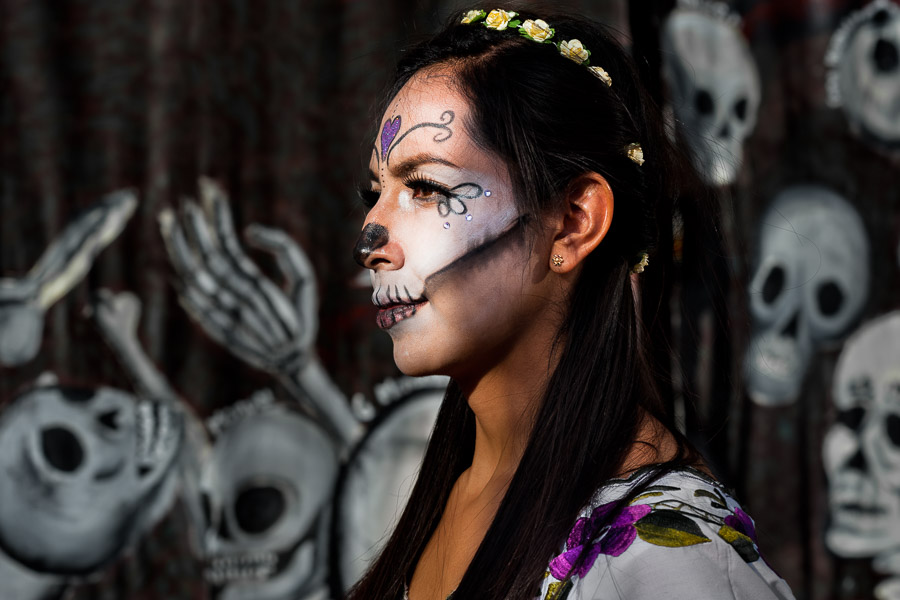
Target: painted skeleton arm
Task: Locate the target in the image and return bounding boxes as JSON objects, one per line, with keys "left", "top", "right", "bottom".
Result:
{"left": 158, "top": 178, "right": 361, "bottom": 447}
{"left": 0, "top": 189, "right": 137, "bottom": 366}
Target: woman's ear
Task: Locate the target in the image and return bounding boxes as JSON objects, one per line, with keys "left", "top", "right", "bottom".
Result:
{"left": 549, "top": 173, "right": 613, "bottom": 273}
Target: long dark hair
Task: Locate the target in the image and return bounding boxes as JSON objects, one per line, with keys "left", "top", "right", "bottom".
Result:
{"left": 348, "top": 7, "right": 717, "bottom": 599}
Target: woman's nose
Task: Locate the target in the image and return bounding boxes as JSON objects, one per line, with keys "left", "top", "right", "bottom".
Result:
{"left": 353, "top": 222, "right": 403, "bottom": 270}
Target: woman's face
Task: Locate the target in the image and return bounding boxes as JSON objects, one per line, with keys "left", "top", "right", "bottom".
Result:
{"left": 355, "top": 71, "right": 558, "bottom": 378}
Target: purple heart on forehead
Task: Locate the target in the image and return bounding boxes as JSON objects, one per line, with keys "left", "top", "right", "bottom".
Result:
{"left": 381, "top": 116, "right": 401, "bottom": 159}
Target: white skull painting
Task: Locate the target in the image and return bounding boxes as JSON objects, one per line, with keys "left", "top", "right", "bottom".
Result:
{"left": 333, "top": 378, "right": 446, "bottom": 593}
{"left": 0, "top": 383, "right": 181, "bottom": 575}
{"left": 661, "top": 2, "right": 761, "bottom": 186}
{"left": 744, "top": 185, "right": 869, "bottom": 406}
{"left": 824, "top": 311, "right": 900, "bottom": 560}
{"left": 201, "top": 397, "right": 339, "bottom": 600}
{"left": 825, "top": 0, "right": 900, "bottom": 147}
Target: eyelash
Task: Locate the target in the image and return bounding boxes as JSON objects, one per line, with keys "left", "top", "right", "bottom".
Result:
{"left": 356, "top": 176, "right": 450, "bottom": 210}
{"left": 402, "top": 176, "right": 450, "bottom": 201}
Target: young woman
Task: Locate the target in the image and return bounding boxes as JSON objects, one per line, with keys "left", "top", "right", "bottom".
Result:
{"left": 350, "top": 7, "right": 794, "bottom": 600}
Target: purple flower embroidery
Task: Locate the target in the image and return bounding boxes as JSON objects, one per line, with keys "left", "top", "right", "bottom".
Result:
{"left": 724, "top": 507, "right": 757, "bottom": 541}
{"left": 549, "top": 502, "right": 651, "bottom": 580}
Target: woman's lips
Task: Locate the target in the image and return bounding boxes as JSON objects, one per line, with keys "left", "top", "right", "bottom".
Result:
{"left": 376, "top": 301, "right": 427, "bottom": 329}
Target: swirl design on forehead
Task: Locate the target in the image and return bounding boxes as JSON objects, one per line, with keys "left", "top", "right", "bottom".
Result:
{"left": 385, "top": 110, "right": 455, "bottom": 165}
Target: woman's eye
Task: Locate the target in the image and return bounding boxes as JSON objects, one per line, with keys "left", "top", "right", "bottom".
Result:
{"left": 411, "top": 184, "right": 441, "bottom": 199}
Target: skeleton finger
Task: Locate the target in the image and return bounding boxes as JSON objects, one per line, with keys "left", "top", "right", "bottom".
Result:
{"left": 244, "top": 224, "right": 318, "bottom": 349}
{"left": 32, "top": 189, "right": 138, "bottom": 309}
{"left": 162, "top": 209, "right": 279, "bottom": 350}
{"left": 175, "top": 282, "right": 275, "bottom": 372}
{"left": 183, "top": 201, "right": 285, "bottom": 344}
{"left": 200, "top": 178, "right": 299, "bottom": 341}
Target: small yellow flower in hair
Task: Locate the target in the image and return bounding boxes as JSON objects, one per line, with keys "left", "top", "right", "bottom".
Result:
{"left": 632, "top": 252, "right": 650, "bottom": 274}
{"left": 588, "top": 66, "right": 612, "bottom": 86}
{"left": 625, "top": 143, "right": 645, "bottom": 166}
{"left": 484, "top": 9, "right": 517, "bottom": 31}
{"left": 461, "top": 9, "right": 486, "bottom": 24}
{"left": 520, "top": 18, "right": 554, "bottom": 42}
{"left": 559, "top": 39, "right": 590, "bottom": 64}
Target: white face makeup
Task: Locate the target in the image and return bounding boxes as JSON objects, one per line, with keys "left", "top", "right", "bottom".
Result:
{"left": 354, "top": 71, "right": 552, "bottom": 376}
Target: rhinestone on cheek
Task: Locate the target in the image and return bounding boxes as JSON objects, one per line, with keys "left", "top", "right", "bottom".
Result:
{"left": 484, "top": 190, "right": 492, "bottom": 197}
{"left": 443, "top": 222, "right": 450, "bottom": 229}
{"left": 465, "top": 214, "right": 473, "bottom": 221}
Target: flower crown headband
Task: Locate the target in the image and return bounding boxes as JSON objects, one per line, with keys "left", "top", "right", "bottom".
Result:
{"left": 461, "top": 9, "right": 645, "bottom": 167}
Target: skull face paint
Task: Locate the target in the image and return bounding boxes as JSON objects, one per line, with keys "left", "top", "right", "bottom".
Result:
{"left": 355, "top": 71, "right": 552, "bottom": 377}
{"left": 824, "top": 311, "right": 900, "bottom": 557}
{"left": 826, "top": 0, "right": 900, "bottom": 147}
{"left": 662, "top": 5, "right": 760, "bottom": 185}
{"left": 744, "top": 185, "right": 870, "bottom": 406}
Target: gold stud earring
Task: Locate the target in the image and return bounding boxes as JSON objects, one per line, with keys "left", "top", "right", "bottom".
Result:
{"left": 551, "top": 254, "right": 564, "bottom": 267}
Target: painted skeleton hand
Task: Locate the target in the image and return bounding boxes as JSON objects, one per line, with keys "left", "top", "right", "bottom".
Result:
{"left": 159, "top": 177, "right": 318, "bottom": 376}
{"left": 159, "top": 178, "right": 361, "bottom": 447}
{"left": 0, "top": 189, "right": 137, "bottom": 366}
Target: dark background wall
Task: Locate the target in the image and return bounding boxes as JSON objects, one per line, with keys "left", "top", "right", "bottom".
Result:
{"left": 0, "top": 1, "right": 898, "bottom": 598}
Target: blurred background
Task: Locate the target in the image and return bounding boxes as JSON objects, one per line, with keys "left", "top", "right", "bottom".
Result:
{"left": 0, "top": 0, "right": 899, "bottom": 598}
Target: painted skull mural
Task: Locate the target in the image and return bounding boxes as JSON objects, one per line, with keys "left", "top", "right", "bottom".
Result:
{"left": 824, "top": 311, "right": 900, "bottom": 596}
{"left": 0, "top": 381, "right": 181, "bottom": 575}
{"left": 202, "top": 394, "right": 338, "bottom": 600}
{"left": 661, "top": 1, "right": 760, "bottom": 186}
{"left": 744, "top": 185, "right": 869, "bottom": 406}
{"left": 826, "top": 0, "right": 900, "bottom": 148}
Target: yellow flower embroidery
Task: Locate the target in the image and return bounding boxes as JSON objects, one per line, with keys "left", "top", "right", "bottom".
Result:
{"left": 559, "top": 39, "right": 590, "bottom": 64}
{"left": 484, "top": 9, "right": 516, "bottom": 31}
{"left": 588, "top": 66, "right": 612, "bottom": 86}
{"left": 520, "top": 18, "right": 553, "bottom": 42}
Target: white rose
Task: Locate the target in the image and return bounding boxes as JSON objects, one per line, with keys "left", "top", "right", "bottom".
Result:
{"left": 559, "top": 39, "right": 590, "bottom": 65}
{"left": 520, "top": 19, "right": 553, "bottom": 42}
{"left": 484, "top": 9, "right": 516, "bottom": 31}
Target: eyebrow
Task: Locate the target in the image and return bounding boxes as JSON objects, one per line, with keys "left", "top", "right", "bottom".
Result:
{"left": 390, "top": 154, "right": 459, "bottom": 178}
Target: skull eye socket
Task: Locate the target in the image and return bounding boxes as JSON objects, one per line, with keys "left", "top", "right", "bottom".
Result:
{"left": 872, "top": 9, "right": 891, "bottom": 27}
{"left": 837, "top": 407, "right": 866, "bottom": 431}
{"left": 873, "top": 38, "right": 899, "bottom": 73}
{"left": 694, "top": 89, "right": 715, "bottom": 116}
{"left": 234, "top": 485, "right": 286, "bottom": 534}
{"left": 888, "top": 414, "right": 900, "bottom": 447}
{"left": 817, "top": 281, "right": 844, "bottom": 317}
{"left": 41, "top": 426, "right": 84, "bottom": 473}
{"left": 734, "top": 98, "right": 748, "bottom": 121}
{"left": 761, "top": 265, "right": 785, "bottom": 304}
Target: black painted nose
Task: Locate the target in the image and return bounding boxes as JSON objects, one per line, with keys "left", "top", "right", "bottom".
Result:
{"left": 353, "top": 223, "right": 389, "bottom": 268}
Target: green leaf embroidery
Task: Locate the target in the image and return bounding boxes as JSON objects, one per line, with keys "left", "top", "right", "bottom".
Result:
{"left": 635, "top": 510, "right": 712, "bottom": 548}
{"left": 508, "top": 19, "right": 521, "bottom": 28}
{"left": 718, "top": 525, "right": 760, "bottom": 563}
{"left": 694, "top": 488, "right": 727, "bottom": 509}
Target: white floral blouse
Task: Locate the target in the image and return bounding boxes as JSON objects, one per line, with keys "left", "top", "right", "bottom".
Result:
{"left": 535, "top": 467, "right": 795, "bottom": 599}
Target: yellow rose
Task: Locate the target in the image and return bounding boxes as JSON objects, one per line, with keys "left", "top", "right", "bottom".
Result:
{"left": 521, "top": 19, "right": 553, "bottom": 42}
{"left": 461, "top": 9, "right": 485, "bottom": 24}
{"left": 485, "top": 9, "right": 516, "bottom": 31}
{"left": 588, "top": 66, "right": 612, "bottom": 86}
{"left": 559, "top": 39, "right": 590, "bottom": 65}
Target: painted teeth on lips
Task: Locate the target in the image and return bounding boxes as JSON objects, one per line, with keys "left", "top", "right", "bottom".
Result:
{"left": 374, "top": 298, "right": 427, "bottom": 329}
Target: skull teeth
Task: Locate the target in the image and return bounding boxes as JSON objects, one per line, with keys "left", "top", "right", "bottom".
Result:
{"left": 204, "top": 553, "right": 278, "bottom": 584}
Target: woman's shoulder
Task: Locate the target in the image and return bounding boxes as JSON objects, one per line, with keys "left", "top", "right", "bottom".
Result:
{"left": 536, "top": 466, "right": 795, "bottom": 600}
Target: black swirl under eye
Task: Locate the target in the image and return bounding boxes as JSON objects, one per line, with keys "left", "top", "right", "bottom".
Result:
{"left": 357, "top": 186, "right": 380, "bottom": 209}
